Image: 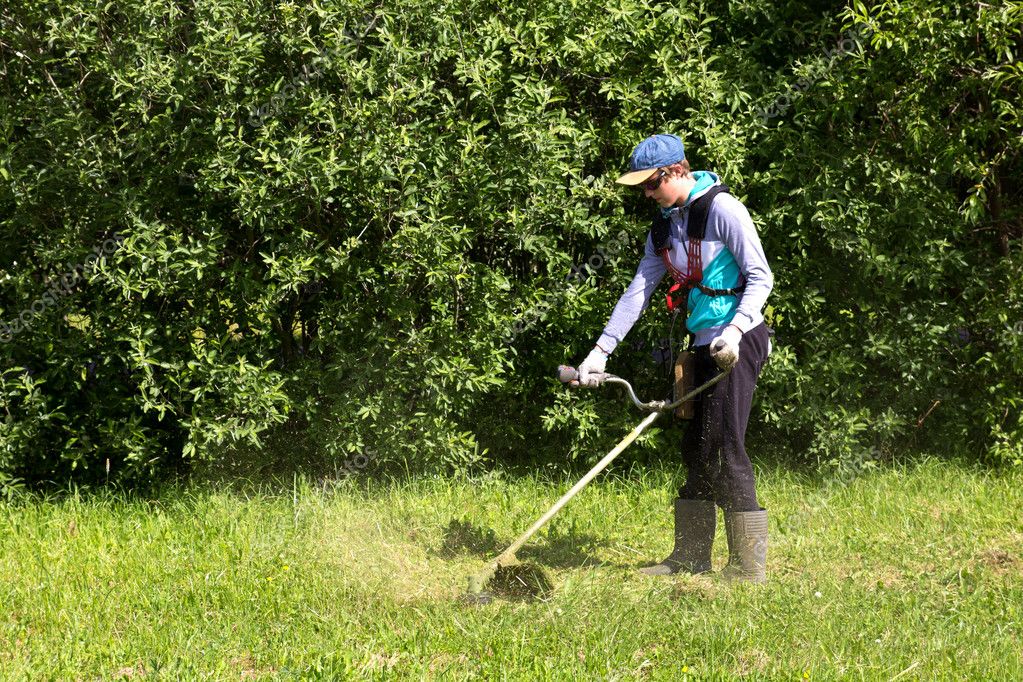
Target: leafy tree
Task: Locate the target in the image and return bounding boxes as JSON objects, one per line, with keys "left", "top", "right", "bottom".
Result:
{"left": 0, "top": 0, "right": 1019, "bottom": 491}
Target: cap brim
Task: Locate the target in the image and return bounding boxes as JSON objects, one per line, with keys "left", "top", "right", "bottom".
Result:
{"left": 616, "top": 168, "right": 659, "bottom": 185}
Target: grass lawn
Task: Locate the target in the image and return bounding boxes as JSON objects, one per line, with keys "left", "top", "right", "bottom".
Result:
{"left": 1, "top": 457, "right": 1020, "bottom": 680}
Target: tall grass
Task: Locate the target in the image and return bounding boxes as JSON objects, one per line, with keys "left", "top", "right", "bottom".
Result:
{"left": 1, "top": 458, "right": 1020, "bottom": 679}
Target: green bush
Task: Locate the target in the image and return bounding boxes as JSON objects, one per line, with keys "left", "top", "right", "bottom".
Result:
{"left": 0, "top": 0, "right": 1020, "bottom": 488}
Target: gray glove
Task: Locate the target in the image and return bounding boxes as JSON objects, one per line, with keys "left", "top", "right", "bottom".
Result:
{"left": 577, "top": 347, "right": 608, "bottom": 387}
{"left": 710, "top": 325, "right": 742, "bottom": 371}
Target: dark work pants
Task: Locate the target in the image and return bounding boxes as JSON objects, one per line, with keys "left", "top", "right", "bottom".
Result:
{"left": 678, "top": 322, "right": 770, "bottom": 511}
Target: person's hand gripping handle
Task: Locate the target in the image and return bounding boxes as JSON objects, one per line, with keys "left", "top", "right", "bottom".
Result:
{"left": 567, "top": 345, "right": 610, "bottom": 387}
{"left": 557, "top": 365, "right": 610, "bottom": 387}
{"left": 710, "top": 324, "right": 743, "bottom": 371}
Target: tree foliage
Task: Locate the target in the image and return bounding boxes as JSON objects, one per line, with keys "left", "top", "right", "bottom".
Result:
{"left": 0, "top": 0, "right": 1020, "bottom": 488}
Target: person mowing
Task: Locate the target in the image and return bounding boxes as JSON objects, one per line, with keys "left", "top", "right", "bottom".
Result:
{"left": 576, "top": 134, "right": 774, "bottom": 582}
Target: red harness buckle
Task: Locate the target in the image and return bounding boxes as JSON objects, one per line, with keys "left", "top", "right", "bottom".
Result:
{"left": 666, "top": 282, "right": 686, "bottom": 312}
{"left": 660, "top": 240, "right": 703, "bottom": 313}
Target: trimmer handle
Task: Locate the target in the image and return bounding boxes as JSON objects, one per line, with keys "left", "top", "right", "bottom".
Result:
{"left": 556, "top": 365, "right": 610, "bottom": 385}
{"left": 557, "top": 365, "right": 579, "bottom": 383}
{"left": 559, "top": 364, "right": 728, "bottom": 411}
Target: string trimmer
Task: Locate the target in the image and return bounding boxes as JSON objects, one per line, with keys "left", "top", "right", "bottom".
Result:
{"left": 463, "top": 365, "right": 729, "bottom": 603}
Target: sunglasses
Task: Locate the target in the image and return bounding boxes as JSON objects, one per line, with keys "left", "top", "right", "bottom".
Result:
{"left": 639, "top": 169, "right": 668, "bottom": 191}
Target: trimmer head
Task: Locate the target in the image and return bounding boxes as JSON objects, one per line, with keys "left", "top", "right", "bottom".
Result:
{"left": 463, "top": 558, "right": 553, "bottom": 604}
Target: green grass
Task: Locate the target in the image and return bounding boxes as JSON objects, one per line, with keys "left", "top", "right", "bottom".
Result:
{"left": 1, "top": 458, "right": 1021, "bottom": 680}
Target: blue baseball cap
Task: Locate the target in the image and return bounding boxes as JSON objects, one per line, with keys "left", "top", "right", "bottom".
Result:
{"left": 616, "top": 134, "right": 686, "bottom": 185}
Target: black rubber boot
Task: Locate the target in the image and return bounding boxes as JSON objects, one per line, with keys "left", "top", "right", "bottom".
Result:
{"left": 638, "top": 499, "right": 716, "bottom": 576}
{"left": 721, "top": 509, "right": 768, "bottom": 583}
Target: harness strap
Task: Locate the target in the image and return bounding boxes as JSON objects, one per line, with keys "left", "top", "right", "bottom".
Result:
{"left": 653, "top": 184, "right": 746, "bottom": 311}
{"left": 695, "top": 281, "right": 746, "bottom": 297}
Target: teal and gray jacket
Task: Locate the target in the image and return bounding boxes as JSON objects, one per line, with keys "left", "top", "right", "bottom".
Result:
{"left": 596, "top": 171, "right": 773, "bottom": 351}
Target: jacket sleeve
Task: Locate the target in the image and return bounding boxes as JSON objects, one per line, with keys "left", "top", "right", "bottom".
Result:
{"left": 714, "top": 195, "right": 773, "bottom": 333}
{"left": 595, "top": 233, "right": 667, "bottom": 354}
